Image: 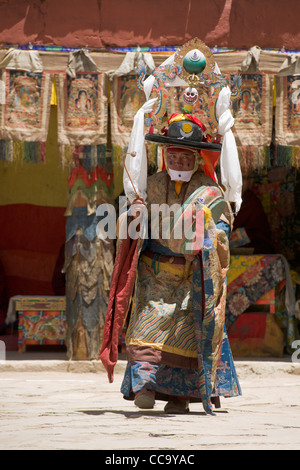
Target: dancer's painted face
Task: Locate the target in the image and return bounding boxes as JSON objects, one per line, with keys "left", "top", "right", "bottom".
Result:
{"left": 166, "top": 147, "right": 195, "bottom": 171}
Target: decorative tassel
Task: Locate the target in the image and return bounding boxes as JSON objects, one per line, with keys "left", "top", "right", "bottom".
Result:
{"left": 277, "top": 145, "right": 291, "bottom": 167}
{"left": 238, "top": 145, "right": 255, "bottom": 175}
{"left": 24, "top": 142, "right": 39, "bottom": 163}
{"left": 59, "top": 144, "right": 73, "bottom": 168}
{"left": 23, "top": 142, "right": 30, "bottom": 162}
{"left": 291, "top": 146, "right": 300, "bottom": 169}
{"left": 274, "top": 144, "right": 278, "bottom": 166}
{"left": 7, "top": 141, "right": 13, "bottom": 162}
{"left": 264, "top": 146, "right": 271, "bottom": 169}
{"left": 84, "top": 146, "right": 91, "bottom": 169}
{"left": 91, "top": 145, "right": 97, "bottom": 169}
{"left": 255, "top": 146, "right": 266, "bottom": 171}
{"left": 0, "top": 140, "right": 6, "bottom": 161}
{"left": 97, "top": 144, "right": 107, "bottom": 166}
{"left": 13, "top": 141, "right": 24, "bottom": 164}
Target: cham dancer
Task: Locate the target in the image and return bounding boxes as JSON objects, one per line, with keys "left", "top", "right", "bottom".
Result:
{"left": 100, "top": 38, "right": 242, "bottom": 415}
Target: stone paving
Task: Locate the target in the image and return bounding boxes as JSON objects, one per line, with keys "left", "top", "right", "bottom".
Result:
{"left": 0, "top": 351, "right": 299, "bottom": 451}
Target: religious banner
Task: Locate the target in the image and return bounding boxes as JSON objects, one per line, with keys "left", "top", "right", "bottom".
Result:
{"left": 229, "top": 72, "right": 273, "bottom": 147}
{"left": 55, "top": 50, "right": 113, "bottom": 360}
{"left": 56, "top": 71, "right": 108, "bottom": 147}
{"left": 63, "top": 221, "right": 114, "bottom": 360}
{"left": 64, "top": 153, "right": 114, "bottom": 216}
{"left": 110, "top": 73, "right": 146, "bottom": 148}
{"left": 108, "top": 50, "right": 155, "bottom": 147}
{"left": 168, "top": 71, "right": 273, "bottom": 149}
{"left": 108, "top": 51, "right": 157, "bottom": 196}
{"left": 110, "top": 73, "right": 159, "bottom": 197}
{"left": 62, "top": 145, "right": 114, "bottom": 362}
{"left": 0, "top": 49, "right": 52, "bottom": 160}
{"left": 275, "top": 75, "right": 300, "bottom": 146}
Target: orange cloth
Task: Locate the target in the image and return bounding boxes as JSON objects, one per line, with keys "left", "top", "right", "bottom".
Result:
{"left": 174, "top": 180, "right": 183, "bottom": 195}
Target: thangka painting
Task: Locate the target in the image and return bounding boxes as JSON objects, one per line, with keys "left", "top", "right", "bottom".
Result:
{"left": 110, "top": 73, "right": 159, "bottom": 197}
{"left": 0, "top": 69, "right": 52, "bottom": 142}
{"left": 110, "top": 74, "right": 146, "bottom": 147}
{"left": 56, "top": 72, "right": 107, "bottom": 146}
{"left": 275, "top": 75, "right": 300, "bottom": 146}
{"left": 229, "top": 73, "right": 273, "bottom": 146}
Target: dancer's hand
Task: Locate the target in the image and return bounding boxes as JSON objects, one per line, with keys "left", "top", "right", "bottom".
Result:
{"left": 130, "top": 197, "right": 146, "bottom": 219}
{"left": 131, "top": 197, "right": 146, "bottom": 206}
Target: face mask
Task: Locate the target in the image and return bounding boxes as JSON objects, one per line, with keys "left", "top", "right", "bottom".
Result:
{"left": 168, "top": 168, "right": 194, "bottom": 182}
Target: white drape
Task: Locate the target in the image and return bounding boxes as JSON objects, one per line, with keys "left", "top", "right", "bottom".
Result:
{"left": 123, "top": 97, "right": 157, "bottom": 203}
{"left": 216, "top": 86, "right": 242, "bottom": 212}
{"left": 123, "top": 53, "right": 187, "bottom": 203}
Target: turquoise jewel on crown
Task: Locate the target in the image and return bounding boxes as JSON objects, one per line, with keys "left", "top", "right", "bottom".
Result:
{"left": 183, "top": 49, "right": 207, "bottom": 74}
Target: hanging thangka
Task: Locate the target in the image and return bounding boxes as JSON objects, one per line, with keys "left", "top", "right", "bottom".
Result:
{"left": 0, "top": 49, "right": 52, "bottom": 162}
{"left": 275, "top": 75, "right": 300, "bottom": 168}
{"left": 228, "top": 72, "right": 273, "bottom": 173}
{"left": 56, "top": 72, "right": 107, "bottom": 145}
{"left": 58, "top": 50, "right": 114, "bottom": 360}
{"left": 110, "top": 73, "right": 145, "bottom": 146}
{"left": 108, "top": 50, "right": 157, "bottom": 196}
{"left": 109, "top": 51, "right": 155, "bottom": 148}
{"left": 229, "top": 73, "right": 273, "bottom": 145}
{"left": 55, "top": 51, "right": 108, "bottom": 167}
{"left": 110, "top": 73, "right": 147, "bottom": 197}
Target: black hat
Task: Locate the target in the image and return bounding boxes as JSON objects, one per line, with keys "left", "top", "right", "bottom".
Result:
{"left": 145, "top": 115, "right": 221, "bottom": 152}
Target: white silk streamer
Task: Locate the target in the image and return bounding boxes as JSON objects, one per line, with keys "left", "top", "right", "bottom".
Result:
{"left": 123, "top": 97, "right": 157, "bottom": 203}
{"left": 216, "top": 86, "right": 243, "bottom": 212}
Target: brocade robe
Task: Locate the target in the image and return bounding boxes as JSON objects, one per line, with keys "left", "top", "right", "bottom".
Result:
{"left": 118, "top": 170, "right": 241, "bottom": 414}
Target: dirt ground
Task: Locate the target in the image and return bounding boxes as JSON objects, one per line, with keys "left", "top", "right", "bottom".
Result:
{"left": 0, "top": 353, "right": 299, "bottom": 451}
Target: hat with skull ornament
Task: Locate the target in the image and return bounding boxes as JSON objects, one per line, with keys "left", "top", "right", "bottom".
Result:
{"left": 145, "top": 40, "right": 224, "bottom": 152}
{"left": 125, "top": 37, "right": 242, "bottom": 211}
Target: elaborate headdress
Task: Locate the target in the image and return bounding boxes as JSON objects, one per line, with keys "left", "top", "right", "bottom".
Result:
{"left": 124, "top": 38, "right": 242, "bottom": 211}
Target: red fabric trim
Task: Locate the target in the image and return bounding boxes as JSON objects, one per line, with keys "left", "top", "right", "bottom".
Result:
{"left": 99, "top": 234, "right": 140, "bottom": 383}
{"left": 200, "top": 149, "right": 220, "bottom": 182}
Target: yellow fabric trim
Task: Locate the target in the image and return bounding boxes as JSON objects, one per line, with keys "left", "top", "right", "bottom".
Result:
{"left": 126, "top": 338, "right": 198, "bottom": 358}
{"left": 141, "top": 254, "right": 187, "bottom": 276}
{"left": 50, "top": 79, "right": 57, "bottom": 106}
{"left": 203, "top": 205, "right": 212, "bottom": 228}
{"left": 174, "top": 180, "right": 183, "bottom": 195}
{"left": 168, "top": 114, "right": 191, "bottom": 124}
{"left": 273, "top": 78, "right": 276, "bottom": 108}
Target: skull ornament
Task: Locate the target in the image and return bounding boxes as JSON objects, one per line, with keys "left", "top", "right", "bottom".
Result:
{"left": 183, "top": 87, "right": 198, "bottom": 106}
